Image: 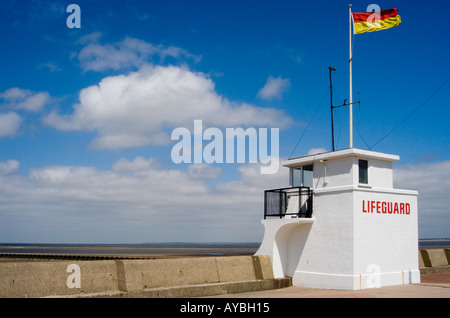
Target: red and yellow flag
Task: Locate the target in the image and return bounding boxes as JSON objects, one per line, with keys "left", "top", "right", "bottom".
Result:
{"left": 352, "top": 8, "right": 401, "bottom": 34}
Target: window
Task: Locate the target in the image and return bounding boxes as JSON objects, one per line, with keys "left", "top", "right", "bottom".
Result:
{"left": 292, "top": 165, "right": 313, "bottom": 188}
{"left": 359, "top": 159, "right": 368, "bottom": 184}
{"left": 303, "top": 165, "right": 313, "bottom": 188}
{"left": 292, "top": 168, "right": 302, "bottom": 187}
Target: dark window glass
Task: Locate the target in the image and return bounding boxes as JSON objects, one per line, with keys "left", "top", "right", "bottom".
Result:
{"left": 303, "top": 165, "right": 313, "bottom": 188}
{"left": 291, "top": 165, "right": 313, "bottom": 188}
{"left": 292, "top": 168, "right": 302, "bottom": 187}
{"left": 359, "top": 159, "right": 368, "bottom": 184}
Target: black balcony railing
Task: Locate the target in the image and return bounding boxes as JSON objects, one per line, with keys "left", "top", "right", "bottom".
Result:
{"left": 264, "top": 187, "right": 313, "bottom": 219}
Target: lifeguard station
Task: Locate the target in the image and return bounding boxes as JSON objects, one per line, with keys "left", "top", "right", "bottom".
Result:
{"left": 256, "top": 5, "right": 420, "bottom": 290}
{"left": 255, "top": 148, "right": 420, "bottom": 290}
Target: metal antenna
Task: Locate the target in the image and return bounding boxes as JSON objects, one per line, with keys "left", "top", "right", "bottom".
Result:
{"left": 329, "top": 66, "right": 337, "bottom": 151}
{"left": 329, "top": 66, "right": 360, "bottom": 152}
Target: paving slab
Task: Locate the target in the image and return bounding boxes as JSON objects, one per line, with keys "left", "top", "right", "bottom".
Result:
{"left": 209, "top": 272, "right": 450, "bottom": 298}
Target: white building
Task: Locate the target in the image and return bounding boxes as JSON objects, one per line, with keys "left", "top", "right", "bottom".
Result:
{"left": 255, "top": 148, "right": 420, "bottom": 290}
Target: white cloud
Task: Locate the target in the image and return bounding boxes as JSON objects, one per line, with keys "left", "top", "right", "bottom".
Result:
{"left": 111, "top": 156, "right": 161, "bottom": 173}
{"left": 0, "top": 160, "right": 20, "bottom": 175}
{"left": 77, "top": 32, "right": 102, "bottom": 45}
{"left": 394, "top": 161, "right": 450, "bottom": 238}
{"left": 307, "top": 147, "right": 327, "bottom": 156}
{"left": 257, "top": 76, "right": 290, "bottom": 100}
{"left": 0, "top": 112, "right": 21, "bottom": 137}
{"left": 0, "top": 157, "right": 287, "bottom": 243}
{"left": 77, "top": 34, "right": 201, "bottom": 72}
{"left": 40, "top": 62, "right": 61, "bottom": 72}
{"left": 0, "top": 87, "right": 50, "bottom": 112}
{"left": 44, "top": 64, "right": 292, "bottom": 150}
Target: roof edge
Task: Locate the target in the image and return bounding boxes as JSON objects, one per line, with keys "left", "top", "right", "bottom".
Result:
{"left": 283, "top": 148, "right": 399, "bottom": 167}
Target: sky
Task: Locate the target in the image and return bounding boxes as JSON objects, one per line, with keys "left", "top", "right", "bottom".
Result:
{"left": 0, "top": 0, "right": 448, "bottom": 243}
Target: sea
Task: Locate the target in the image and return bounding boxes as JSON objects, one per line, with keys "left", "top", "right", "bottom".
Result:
{"left": 0, "top": 239, "right": 448, "bottom": 258}
{"left": 0, "top": 242, "right": 261, "bottom": 257}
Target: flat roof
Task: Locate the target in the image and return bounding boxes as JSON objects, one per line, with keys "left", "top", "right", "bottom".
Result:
{"left": 283, "top": 148, "right": 399, "bottom": 168}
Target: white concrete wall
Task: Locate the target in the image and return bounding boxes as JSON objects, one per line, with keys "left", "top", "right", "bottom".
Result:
{"left": 255, "top": 218, "right": 314, "bottom": 279}
{"left": 366, "top": 159, "right": 394, "bottom": 189}
{"left": 292, "top": 189, "right": 356, "bottom": 289}
{"left": 313, "top": 157, "right": 354, "bottom": 190}
{"left": 353, "top": 188, "right": 420, "bottom": 287}
{"left": 291, "top": 186, "right": 419, "bottom": 290}
{"left": 312, "top": 156, "right": 394, "bottom": 191}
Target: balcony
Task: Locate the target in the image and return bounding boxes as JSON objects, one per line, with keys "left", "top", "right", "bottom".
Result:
{"left": 264, "top": 187, "right": 313, "bottom": 219}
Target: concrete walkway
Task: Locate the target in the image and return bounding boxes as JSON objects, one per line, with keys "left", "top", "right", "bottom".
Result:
{"left": 210, "top": 272, "right": 450, "bottom": 298}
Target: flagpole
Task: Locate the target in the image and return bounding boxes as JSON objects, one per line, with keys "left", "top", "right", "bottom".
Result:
{"left": 349, "top": 4, "right": 353, "bottom": 148}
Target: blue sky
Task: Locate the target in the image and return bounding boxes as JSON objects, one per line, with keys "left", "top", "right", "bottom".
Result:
{"left": 0, "top": 0, "right": 448, "bottom": 243}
